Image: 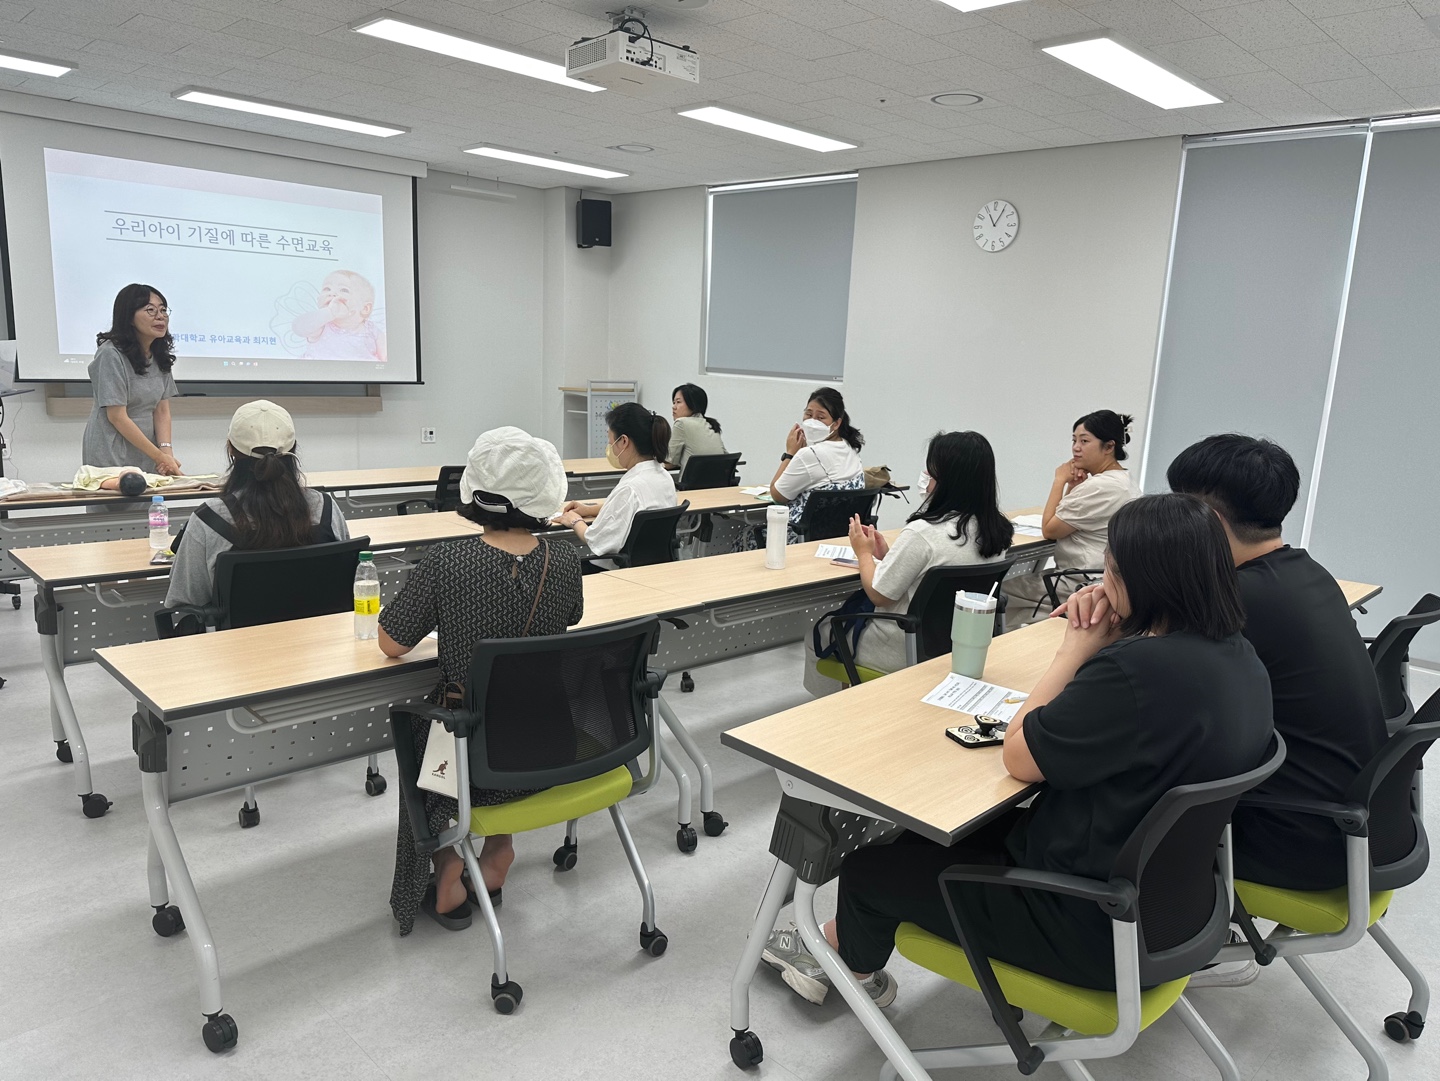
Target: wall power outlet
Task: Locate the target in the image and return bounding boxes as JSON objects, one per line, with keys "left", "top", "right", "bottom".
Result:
{"left": 420, "top": 427, "right": 437, "bottom": 444}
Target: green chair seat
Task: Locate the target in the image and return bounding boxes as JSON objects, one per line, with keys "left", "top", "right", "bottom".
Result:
{"left": 815, "top": 657, "right": 887, "bottom": 687}
{"left": 895, "top": 922, "right": 1188, "bottom": 1037}
{"left": 1234, "top": 880, "right": 1393, "bottom": 936}
{"left": 470, "top": 765, "right": 633, "bottom": 837}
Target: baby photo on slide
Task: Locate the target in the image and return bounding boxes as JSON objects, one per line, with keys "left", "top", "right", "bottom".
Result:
{"left": 271, "top": 269, "right": 386, "bottom": 361}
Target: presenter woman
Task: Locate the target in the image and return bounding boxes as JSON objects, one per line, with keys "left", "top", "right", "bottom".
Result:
{"left": 82, "top": 284, "right": 181, "bottom": 475}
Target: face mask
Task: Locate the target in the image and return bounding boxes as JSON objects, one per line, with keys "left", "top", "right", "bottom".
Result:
{"left": 917, "top": 470, "right": 933, "bottom": 496}
{"left": 800, "top": 418, "right": 833, "bottom": 446}
{"left": 605, "top": 440, "right": 622, "bottom": 469}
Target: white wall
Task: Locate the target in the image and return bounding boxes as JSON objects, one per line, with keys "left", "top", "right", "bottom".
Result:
{"left": 607, "top": 138, "right": 1183, "bottom": 523}
{"left": 541, "top": 187, "right": 612, "bottom": 453}
{"left": 3, "top": 168, "right": 547, "bottom": 483}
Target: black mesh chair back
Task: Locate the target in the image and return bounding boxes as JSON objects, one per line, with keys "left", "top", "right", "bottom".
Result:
{"left": 677, "top": 452, "right": 742, "bottom": 491}
{"left": 795, "top": 488, "right": 881, "bottom": 542}
{"left": 1368, "top": 593, "right": 1440, "bottom": 730}
{"left": 1346, "top": 689, "right": 1440, "bottom": 891}
{"left": 397, "top": 464, "right": 465, "bottom": 515}
{"left": 459, "top": 617, "right": 661, "bottom": 791}
{"left": 214, "top": 537, "right": 370, "bottom": 630}
{"left": 1111, "top": 733, "right": 1287, "bottom": 986}
{"left": 907, "top": 560, "right": 1016, "bottom": 662}
{"left": 614, "top": 501, "right": 690, "bottom": 568}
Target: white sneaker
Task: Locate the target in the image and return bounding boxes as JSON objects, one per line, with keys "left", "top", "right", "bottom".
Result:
{"left": 1187, "top": 959, "right": 1260, "bottom": 988}
{"left": 762, "top": 926, "right": 831, "bottom": 1005}
{"left": 860, "top": 968, "right": 899, "bottom": 1008}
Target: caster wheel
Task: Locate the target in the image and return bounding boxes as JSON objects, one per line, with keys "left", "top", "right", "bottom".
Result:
{"left": 1385, "top": 1010, "right": 1424, "bottom": 1043}
{"left": 552, "top": 843, "right": 578, "bottom": 871}
{"left": 152, "top": 905, "right": 185, "bottom": 937}
{"left": 55, "top": 740, "right": 73, "bottom": 763}
{"left": 201, "top": 1012, "right": 238, "bottom": 1053}
{"left": 10, "top": 595, "right": 19, "bottom": 609}
{"left": 680, "top": 671, "right": 695, "bottom": 693}
{"left": 677, "top": 825, "right": 698, "bottom": 853}
{"left": 81, "top": 792, "right": 111, "bottom": 818}
{"left": 364, "top": 773, "right": 387, "bottom": 797}
{"left": 640, "top": 925, "right": 668, "bottom": 957}
{"left": 730, "top": 1030, "right": 764, "bottom": 1069}
{"left": 703, "top": 810, "right": 728, "bottom": 837}
{"left": 238, "top": 804, "right": 260, "bottom": 829}
{"left": 490, "top": 976, "right": 523, "bottom": 1015}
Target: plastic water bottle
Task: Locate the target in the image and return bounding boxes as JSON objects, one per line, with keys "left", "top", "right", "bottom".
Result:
{"left": 353, "top": 552, "right": 380, "bottom": 640}
{"left": 148, "top": 496, "right": 169, "bottom": 551}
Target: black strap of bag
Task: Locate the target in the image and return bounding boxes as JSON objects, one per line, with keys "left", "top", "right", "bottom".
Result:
{"left": 812, "top": 588, "right": 876, "bottom": 663}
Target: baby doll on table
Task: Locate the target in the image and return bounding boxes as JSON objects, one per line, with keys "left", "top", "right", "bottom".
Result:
{"left": 291, "top": 270, "right": 387, "bottom": 362}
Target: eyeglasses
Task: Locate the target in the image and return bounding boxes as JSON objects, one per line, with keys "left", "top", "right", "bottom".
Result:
{"left": 142, "top": 306, "right": 171, "bottom": 318}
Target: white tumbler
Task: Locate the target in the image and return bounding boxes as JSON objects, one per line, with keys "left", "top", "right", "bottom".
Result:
{"left": 765, "top": 504, "right": 788, "bottom": 569}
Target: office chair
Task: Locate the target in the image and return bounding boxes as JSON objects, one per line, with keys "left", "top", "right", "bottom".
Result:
{"left": 793, "top": 487, "right": 881, "bottom": 543}
{"left": 1224, "top": 691, "right": 1439, "bottom": 1076}
{"left": 812, "top": 560, "right": 1015, "bottom": 689}
{"left": 883, "top": 734, "right": 1285, "bottom": 1081}
{"left": 676, "top": 452, "right": 742, "bottom": 490}
{"left": 1368, "top": 593, "right": 1440, "bottom": 734}
{"left": 389, "top": 616, "right": 669, "bottom": 1014}
{"left": 584, "top": 501, "right": 691, "bottom": 572}
{"left": 1043, "top": 567, "right": 1105, "bottom": 612}
{"left": 155, "top": 536, "right": 383, "bottom": 826}
{"left": 396, "top": 464, "right": 465, "bottom": 515}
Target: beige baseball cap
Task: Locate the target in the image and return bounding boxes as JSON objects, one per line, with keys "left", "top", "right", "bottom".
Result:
{"left": 228, "top": 400, "right": 297, "bottom": 457}
{"left": 461, "top": 426, "right": 566, "bottom": 520}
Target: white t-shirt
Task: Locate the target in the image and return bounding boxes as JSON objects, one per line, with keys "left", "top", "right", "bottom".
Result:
{"left": 1053, "top": 467, "right": 1140, "bottom": 571}
{"left": 775, "top": 440, "right": 863, "bottom": 502}
{"left": 856, "top": 518, "right": 1000, "bottom": 675}
{"left": 586, "top": 459, "right": 677, "bottom": 557}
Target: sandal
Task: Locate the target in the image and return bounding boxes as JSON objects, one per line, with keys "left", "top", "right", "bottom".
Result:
{"left": 421, "top": 883, "right": 472, "bottom": 931}
{"left": 462, "top": 873, "right": 503, "bottom": 909}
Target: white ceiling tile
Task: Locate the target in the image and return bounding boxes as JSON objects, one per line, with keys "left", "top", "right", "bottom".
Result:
{"left": 1195, "top": 2, "right": 1332, "bottom": 52}
{"left": 1305, "top": 72, "right": 1412, "bottom": 112}
{"left": 942, "top": 23, "right": 1045, "bottom": 69}
{"left": 1363, "top": 47, "right": 1440, "bottom": 89}
{"left": 1287, "top": 0, "right": 1399, "bottom": 18}
{"left": 1399, "top": 82, "right": 1440, "bottom": 108}
{"left": 1313, "top": 5, "right": 1435, "bottom": 58}
{"left": 827, "top": 17, "right": 960, "bottom": 66}
{"left": 1253, "top": 40, "right": 1372, "bottom": 84}
{"left": 1152, "top": 35, "right": 1268, "bottom": 78}
{"left": 748, "top": 0, "right": 876, "bottom": 32}
{"left": 983, "top": 82, "right": 1092, "bottom": 116}
{"left": 724, "top": 13, "right": 856, "bottom": 61}
{"left": 1065, "top": 0, "right": 1216, "bottom": 46}
{"left": 982, "top": 0, "right": 1103, "bottom": 40}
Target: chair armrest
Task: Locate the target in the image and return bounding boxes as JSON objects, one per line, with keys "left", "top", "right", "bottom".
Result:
{"left": 939, "top": 864, "right": 1138, "bottom": 921}
{"left": 1236, "top": 792, "right": 1369, "bottom": 836}
{"left": 395, "top": 498, "right": 437, "bottom": 516}
{"left": 814, "top": 610, "right": 919, "bottom": 687}
{"left": 641, "top": 668, "right": 668, "bottom": 699}
{"left": 154, "top": 604, "right": 220, "bottom": 639}
{"left": 402, "top": 701, "right": 482, "bottom": 740}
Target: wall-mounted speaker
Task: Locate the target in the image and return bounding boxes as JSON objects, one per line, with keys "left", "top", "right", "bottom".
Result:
{"left": 576, "top": 198, "right": 612, "bottom": 248}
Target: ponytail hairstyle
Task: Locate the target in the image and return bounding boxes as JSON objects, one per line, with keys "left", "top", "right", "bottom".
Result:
{"left": 807, "top": 386, "right": 864, "bottom": 452}
{"left": 910, "top": 431, "right": 1014, "bottom": 558}
{"left": 97, "top": 283, "right": 176, "bottom": 376}
{"left": 607, "top": 400, "right": 671, "bottom": 461}
{"left": 672, "top": 383, "right": 721, "bottom": 435}
{"left": 1073, "top": 409, "right": 1134, "bottom": 462}
{"left": 221, "top": 442, "right": 316, "bottom": 550}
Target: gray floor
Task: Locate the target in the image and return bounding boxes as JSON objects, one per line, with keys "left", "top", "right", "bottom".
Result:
{"left": 0, "top": 579, "right": 1436, "bottom": 1081}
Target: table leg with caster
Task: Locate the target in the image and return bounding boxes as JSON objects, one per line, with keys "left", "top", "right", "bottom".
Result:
{"left": 364, "top": 753, "right": 386, "bottom": 796}
{"left": 657, "top": 693, "right": 727, "bottom": 840}
{"left": 728, "top": 857, "right": 797, "bottom": 1070}
{"left": 658, "top": 737, "right": 697, "bottom": 852}
{"left": 39, "top": 628, "right": 108, "bottom": 817}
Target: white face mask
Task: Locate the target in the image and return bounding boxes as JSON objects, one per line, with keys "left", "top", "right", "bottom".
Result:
{"left": 918, "top": 470, "right": 934, "bottom": 496}
{"left": 800, "top": 418, "right": 833, "bottom": 446}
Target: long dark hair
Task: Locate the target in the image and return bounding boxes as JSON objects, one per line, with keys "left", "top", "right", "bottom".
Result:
{"left": 807, "top": 386, "right": 863, "bottom": 452}
{"left": 673, "top": 383, "right": 721, "bottom": 434}
{"left": 1073, "top": 409, "right": 1133, "bottom": 461}
{"left": 1108, "top": 493, "right": 1245, "bottom": 640}
{"left": 97, "top": 283, "right": 175, "bottom": 376}
{"left": 221, "top": 443, "right": 316, "bottom": 550}
{"left": 909, "top": 431, "right": 1013, "bottom": 558}
{"left": 607, "top": 401, "right": 671, "bottom": 460}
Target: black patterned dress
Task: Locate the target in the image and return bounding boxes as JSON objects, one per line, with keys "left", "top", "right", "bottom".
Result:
{"left": 379, "top": 535, "right": 584, "bottom": 934}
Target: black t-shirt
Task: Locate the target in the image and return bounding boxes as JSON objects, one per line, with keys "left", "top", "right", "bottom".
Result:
{"left": 1230, "top": 546, "right": 1386, "bottom": 890}
{"left": 1007, "top": 632, "right": 1273, "bottom": 986}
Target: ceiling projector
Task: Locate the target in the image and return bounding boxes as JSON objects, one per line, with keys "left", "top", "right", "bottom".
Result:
{"left": 566, "top": 28, "right": 699, "bottom": 95}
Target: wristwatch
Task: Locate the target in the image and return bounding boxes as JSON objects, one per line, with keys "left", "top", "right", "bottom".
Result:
{"left": 780, "top": 452, "right": 793, "bottom": 461}
{"left": 159, "top": 442, "right": 173, "bottom": 449}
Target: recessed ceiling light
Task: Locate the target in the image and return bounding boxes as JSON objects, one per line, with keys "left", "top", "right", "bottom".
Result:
{"left": 0, "top": 49, "right": 74, "bottom": 77}
{"left": 173, "top": 88, "right": 407, "bottom": 137}
{"left": 938, "top": 1, "right": 1026, "bottom": 11}
{"left": 463, "top": 146, "right": 628, "bottom": 180}
{"left": 1042, "top": 35, "right": 1221, "bottom": 110}
{"left": 930, "top": 92, "right": 984, "bottom": 107}
{"left": 609, "top": 144, "right": 655, "bottom": 153}
{"left": 677, "top": 106, "right": 856, "bottom": 152}
{"left": 352, "top": 13, "right": 602, "bottom": 93}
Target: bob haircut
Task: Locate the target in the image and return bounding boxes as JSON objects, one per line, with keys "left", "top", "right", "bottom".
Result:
{"left": 1165, "top": 433, "right": 1299, "bottom": 545}
{"left": 1108, "top": 493, "right": 1245, "bottom": 640}
{"left": 672, "top": 383, "right": 721, "bottom": 434}
{"left": 97, "top": 282, "right": 176, "bottom": 376}
{"left": 457, "top": 498, "right": 551, "bottom": 532}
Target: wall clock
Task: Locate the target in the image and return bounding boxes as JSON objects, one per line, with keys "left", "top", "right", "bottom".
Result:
{"left": 974, "top": 199, "right": 1018, "bottom": 252}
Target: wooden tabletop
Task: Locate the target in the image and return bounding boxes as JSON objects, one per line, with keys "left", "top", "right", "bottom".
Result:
{"left": 722, "top": 619, "right": 1066, "bottom": 845}
{"left": 1341, "top": 580, "right": 1381, "bottom": 609}
{"left": 307, "top": 466, "right": 444, "bottom": 492}
{"left": 9, "top": 512, "right": 485, "bottom": 587}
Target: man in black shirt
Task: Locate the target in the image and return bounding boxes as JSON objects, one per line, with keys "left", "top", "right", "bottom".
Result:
{"left": 1165, "top": 434, "right": 1386, "bottom": 894}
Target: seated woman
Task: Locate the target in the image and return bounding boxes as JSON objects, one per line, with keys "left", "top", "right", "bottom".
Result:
{"left": 556, "top": 402, "right": 676, "bottom": 570}
{"left": 666, "top": 383, "right": 727, "bottom": 474}
{"left": 764, "top": 493, "right": 1274, "bottom": 1006}
{"left": 379, "top": 426, "right": 583, "bottom": 934}
{"left": 164, "top": 400, "right": 348, "bottom": 612}
{"left": 768, "top": 386, "right": 864, "bottom": 544}
{"left": 1004, "top": 408, "right": 1139, "bottom": 624}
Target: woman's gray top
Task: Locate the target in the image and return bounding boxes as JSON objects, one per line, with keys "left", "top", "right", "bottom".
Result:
{"left": 82, "top": 341, "right": 177, "bottom": 469}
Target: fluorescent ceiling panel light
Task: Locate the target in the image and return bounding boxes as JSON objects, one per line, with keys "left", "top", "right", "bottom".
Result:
{"left": 0, "top": 50, "right": 74, "bottom": 77}
{"left": 677, "top": 107, "right": 856, "bottom": 152}
{"left": 938, "top": 1, "right": 1026, "bottom": 11}
{"left": 1042, "top": 36, "right": 1220, "bottom": 109}
{"left": 174, "top": 89, "right": 407, "bottom": 136}
{"left": 352, "top": 13, "right": 601, "bottom": 93}
{"left": 710, "top": 173, "right": 858, "bottom": 193}
{"left": 1372, "top": 112, "right": 1440, "bottom": 130}
{"left": 464, "top": 146, "right": 627, "bottom": 179}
